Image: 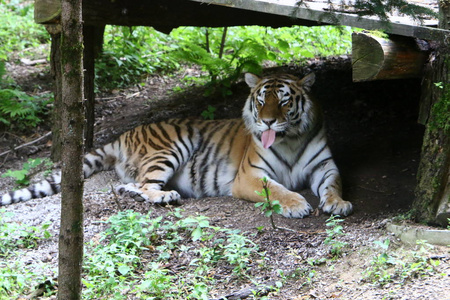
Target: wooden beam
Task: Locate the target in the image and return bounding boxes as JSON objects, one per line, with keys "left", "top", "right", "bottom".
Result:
{"left": 352, "top": 31, "right": 429, "bottom": 82}
{"left": 190, "top": 0, "right": 449, "bottom": 42}
{"left": 34, "top": 0, "right": 449, "bottom": 42}
{"left": 81, "top": 0, "right": 314, "bottom": 30}
{"left": 35, "top": 0, "right": 318, "bottom": 29}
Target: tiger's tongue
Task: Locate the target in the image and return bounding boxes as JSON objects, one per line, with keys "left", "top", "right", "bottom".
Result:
{"left": 261, "top": 129, "right": 276, "bottom": 149}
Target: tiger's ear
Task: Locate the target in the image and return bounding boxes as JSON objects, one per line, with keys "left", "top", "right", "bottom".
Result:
{"left": 298, "top": 73, "right": 315, "bottom": 91}
{"left": 245, "top": 73, "right": 261, "bottom": 88}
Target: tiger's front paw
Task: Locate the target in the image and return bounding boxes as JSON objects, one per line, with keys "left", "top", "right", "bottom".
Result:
{"left": 116, "top": 183, "right": 149, "bottom": 202}
{"left": 144, "top": 190, "right": 181, "bottom": 204}
{"left": 320, "top": 195, "right": 353, "bottom": 216}
{"left": 279, "top": 194, "right": 313, "bottom": 218}
{"left": 115, "top": 184, "right": 180, "bottom": 204}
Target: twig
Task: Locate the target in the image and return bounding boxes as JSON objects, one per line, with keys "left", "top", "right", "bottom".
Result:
{"left": 0, "top": 131, "right": 51, "bottom": 157}
{"left": 20, "top": 58, "right": 48, "bottom": 66}
{"left": 96, "top": 95, "right": 123, "bottom": 102}
{"left": 275, "top": 226, "right": 298, "bottom": 233}
{"left": 356, "top": 185, "right": 390, "bottom": 193}
{"left": 110, "top": 183, "right": 123, "bottom": 211}
{"left": 0, "top": 152, "right": 9, "bottom": 168}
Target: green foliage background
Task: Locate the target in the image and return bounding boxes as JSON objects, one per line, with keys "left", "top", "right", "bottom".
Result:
{"left": 96, "top": 25, "right": 352, "bottom": 90}
{"left": 0, "top": 1, "right": 52, "bottom": 131}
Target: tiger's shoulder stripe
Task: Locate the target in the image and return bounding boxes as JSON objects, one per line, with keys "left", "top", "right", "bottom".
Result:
{"left": 255, "top": 151, "right": 277, "bottom": 177}
{"left": 172, "top": 123, "right": 190, "bottom": 157}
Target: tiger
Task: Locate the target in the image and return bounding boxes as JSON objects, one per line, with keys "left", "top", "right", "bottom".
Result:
{"left": 0, "top": 73, "right": 353, "bottom": 218}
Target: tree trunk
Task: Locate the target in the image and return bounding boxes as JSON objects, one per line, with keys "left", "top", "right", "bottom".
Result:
{"left": 58, "top": 0, "right": 85, "bottom": 299}
{"left": 413, "top": 1, "right": 450, "bottom": 227}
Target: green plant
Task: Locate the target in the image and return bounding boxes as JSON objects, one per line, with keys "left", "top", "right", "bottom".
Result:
{"left": 430, "top": 80, "right": 450, "bottom": 133}
{"left": 0, "top": 261, "right": 38, "bottom": 298}
{"left": 172, "top": 25, "right": 352, "bottom": 95}
{"left": 96, "top": 26, "right": 179, "bottom": 91}
{"left": 95, "top": 24, "right": 352, "bottom": 92}
{"left": 83, "top": 210, "right": 262, "bottom": 299}
{"left": 396, "top": 240, "right": 441, "bottom": 283}
{"left": 1, "top": 158, "right": 53, "bottom": 187}
{"left": 83, "top": 211, "right": 154, "bottom": 298}
{"left": 363, "top": 239, "right": 441, "bottom": 286}
{"left": 363, "top": 239, "right": 396, "bottom": 285}
{"left": 255, "top": 177, "right": 283, "bottom": 230}
{"left": 0, "top": 89, "right": 52, "bottom": 130}
{"left": 222, "top": 232, "right": 259, "bottom": 275}
{"left": 172, "top": 27, "right": 266, "bottom": 96}
{"left": 0, "top": 208, "right": 53, "bottom": 298}
{"left": 201, "top": 105, "right": 216, "bottom": 120}
{"left": 323, "top": 215, "right": 348, "bottom": 257}
{"left": 134, "top": 263, "right": 175, "bottom": 298}
{"left": 0, "top": 60, "right": 53, "bottom": 131}
{"left": 351, "top": 0, "right": 437, "bottom": 23}
{"left": 0, "top": 209, "right": 51, "bottom": 257}
{"left": 0, "top": 2, "right": 50, "bottom": 60}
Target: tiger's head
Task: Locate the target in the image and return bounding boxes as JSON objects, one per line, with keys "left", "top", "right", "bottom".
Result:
{"left": 242, "top": 73, "right": 319, "bottom": 149}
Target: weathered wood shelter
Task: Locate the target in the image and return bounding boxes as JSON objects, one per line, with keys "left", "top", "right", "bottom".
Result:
{"left": 34, "top": 0, "right": 450, "bottom": 225}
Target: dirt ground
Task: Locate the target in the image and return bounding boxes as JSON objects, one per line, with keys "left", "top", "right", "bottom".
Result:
{"left": 1, "top": 57, "right": 449, "bottom": 299}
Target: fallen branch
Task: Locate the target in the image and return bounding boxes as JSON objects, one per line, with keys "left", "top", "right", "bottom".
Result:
{"left": 20, "top": 58, "right": 48, "bottom": 66}
{"left": 210, "top": 281, "right": 276, "bottom": 300}
{"left": 0, "top": 131, "right": 51, "bottom": 157}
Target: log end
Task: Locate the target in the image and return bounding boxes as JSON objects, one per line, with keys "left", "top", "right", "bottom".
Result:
{"left": 352, "top": 32, "right": 384, "bottom": 82}
{"left": 35, "top": 0, "right": 61, "bottom": 24}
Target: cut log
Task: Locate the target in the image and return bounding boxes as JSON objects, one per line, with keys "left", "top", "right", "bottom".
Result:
{"left": 35, "top": 0, "right": 61, "bottom": 24}
{"left": 352, "top": 31, "right": 429, "bottom": 82}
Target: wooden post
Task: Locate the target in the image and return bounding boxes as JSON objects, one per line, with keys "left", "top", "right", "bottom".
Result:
{"left": 83, "top": 25, "right": 104, "bottom": 150}
{"left": 352, "top": 32, "right": 429, "bottom": 82}
{"left": 412, "top": 2, "right": 450, "bottom": 227}
{"left": 47, "top": 25, "right": 63, "bottom": 162}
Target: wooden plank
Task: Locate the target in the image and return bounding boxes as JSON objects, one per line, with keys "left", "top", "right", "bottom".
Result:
{"left": 190, "top": 0, "right": 449, "bottom": 41}
{"left": 81, "top": 0, "right": 316, "bottom": 29}
{"left": 37, "top": 0, "right": 317, "bottom": 29}
{"left": 35, "top": 0, "right": 449, "bottom": 41}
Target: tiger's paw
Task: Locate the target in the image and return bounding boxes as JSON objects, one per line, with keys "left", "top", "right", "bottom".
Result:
{"left": 115, "top": 183, "right": 149, "bottom": 202}
{"left": 279, "top": 194, "right": 313, "bottom": 218}
{"left": 144, "top": 190, "right": 181, "bottom": 204}
{"left": 116, "top": 184, "right": 180, "bottom": 204}
{"left": 320, "top": 195, "right": 353, "bottom": 216}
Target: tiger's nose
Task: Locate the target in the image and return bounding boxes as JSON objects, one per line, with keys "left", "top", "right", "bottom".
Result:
{"left": 262, "top": 119, "right": 276, "bottom": 127}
